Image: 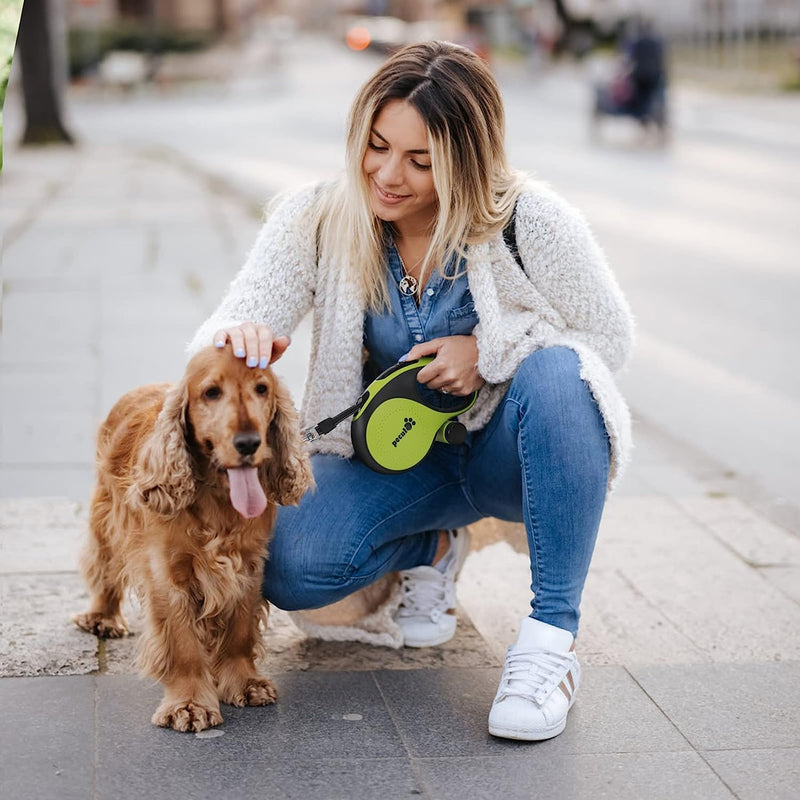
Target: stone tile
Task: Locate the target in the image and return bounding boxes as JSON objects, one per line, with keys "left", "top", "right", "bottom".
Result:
{"left": 675, "top": 495, "right": 800, "bottom": 567}
{"left": 595, "top": 496, "right": 800, "bottom": 661}
{"left": 414, "top": 751, "right": 735, "bottom": 800}
{"left": 96, "top": 672, "right": 407, "bottom": 762}
{"left": 758, "top": 564, "right": 800, "bottom": 604}
{"left": 703, "top": 748, "right": 800, "bottom": 800}
{"left": 0, "top": 525, "right": 85, "bottom": 574}
{"left": 98, "top": 753, "right": 420, "bottom": 800}
{"left": 630, "top": 662, "right": 800, "bottom": 750}
{"left": 0, "top": 677, "right": 96, "bottom": 800}
{"left": 0, "top": 286, "right": 99, "bottom": 368}
{"left": 375, "top": 665, "right": 688, "bottom": 758}
{"left": 0, "top": 465, "right": 95, "bottom": 500}
{"left": 579, "top": 565, "right": 709, "bottom": 666}
{"left": 1, "top": 408, "right": 97, "bottom": 465}
{"left": 0, "top": 573, "right": 98, "bottom": 676}
{"left": 0, "top": 496, "right": 88, "bottom": 528}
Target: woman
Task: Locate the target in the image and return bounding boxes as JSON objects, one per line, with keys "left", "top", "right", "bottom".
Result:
{"left": 189, "top": 41, "right": 634, "bottom": 741}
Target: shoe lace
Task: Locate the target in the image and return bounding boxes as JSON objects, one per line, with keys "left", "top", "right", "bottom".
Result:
{"left": 398, "top": 570, "right": 454, "bottom": 622}
{"left": 497, "top": 645, "right": 576, "bottom": 706}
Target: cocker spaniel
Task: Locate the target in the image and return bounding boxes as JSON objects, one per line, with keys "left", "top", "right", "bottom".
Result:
{"left": 73, "top": 344, "right": 313, "bottom": 732}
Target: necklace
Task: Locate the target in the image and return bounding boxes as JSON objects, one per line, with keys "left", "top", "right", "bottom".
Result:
{"left": 397, "top": 250, "right": 422, "bottom": 297}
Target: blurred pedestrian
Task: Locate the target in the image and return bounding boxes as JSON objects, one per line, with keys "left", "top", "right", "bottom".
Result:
{"left": 189, "top": 41, "right": 634, "bottom": 741}
{"left": 623, "top": 16, "right": 668, "bottom": 126}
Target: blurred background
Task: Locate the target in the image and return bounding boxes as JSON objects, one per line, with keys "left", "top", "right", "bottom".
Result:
{"left": 1, "top": 0, "right": 799, "bottom": 688}
{"left": 1, "top": 0, "right": 799, "bottom": 539}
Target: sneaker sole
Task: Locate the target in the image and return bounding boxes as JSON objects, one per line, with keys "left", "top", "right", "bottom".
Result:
{"left": 488, "top": 718, "right": 568, "bottom": 741}
{"left": 402, "top": 625, "right": 457, "bottom": 648}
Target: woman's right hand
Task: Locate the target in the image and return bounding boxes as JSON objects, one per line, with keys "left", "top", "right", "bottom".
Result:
{"left": 213, "top": 322, "right": 291, "bottom": 368}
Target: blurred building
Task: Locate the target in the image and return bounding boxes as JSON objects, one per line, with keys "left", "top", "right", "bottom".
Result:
{"left": 66, "top": 0, "right": 274, "bottom": 35}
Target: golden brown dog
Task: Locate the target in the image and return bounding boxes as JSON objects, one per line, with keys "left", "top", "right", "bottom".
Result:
{"left": 73, "top": 345, "right": 313, "bottom": 732}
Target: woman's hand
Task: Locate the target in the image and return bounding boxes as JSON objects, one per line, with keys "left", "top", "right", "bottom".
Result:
{"left": 213, "top": 323, "right": 290, "bottom": 368}
{"left": 403, "top": 335, "right": 485, "bottom": 396}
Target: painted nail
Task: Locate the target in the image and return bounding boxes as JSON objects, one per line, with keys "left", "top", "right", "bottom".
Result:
{"left": 259, "top": 357, "right": 269, "bottom": 369}
{"left": 246, "top": 356, "right": 258, "bottom": 367}
{"left": 235, "top": 348, "right": 245, "bottom": 358}
{"left": 215, "top": 340, "right": 225, "bottom": 348}
{"left": 398, "top": 352, "right": 410, "bottom": 362}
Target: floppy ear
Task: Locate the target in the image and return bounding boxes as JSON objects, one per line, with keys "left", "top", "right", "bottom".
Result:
{"left": 128, "top": 378, "right": 195, "bottom": 517}
{"left": 262, "top": 378, "right": 314, "bottom": 506}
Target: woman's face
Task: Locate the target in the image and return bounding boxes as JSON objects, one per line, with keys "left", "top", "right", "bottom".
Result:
{"left": 362, "top": 99, "right": 438, "bottom": 235}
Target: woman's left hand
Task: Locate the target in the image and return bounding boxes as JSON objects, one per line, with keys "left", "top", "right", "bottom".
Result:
{"left": 403, "top": 335, "right": 485, "bottom": 396}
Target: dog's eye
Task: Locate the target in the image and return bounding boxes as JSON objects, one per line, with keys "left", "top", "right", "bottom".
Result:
{"left": 255, "top": 384, "right": 268, "bottom": 395}
{"left": 204, "top": 386, "right": 222, "bottom": 400}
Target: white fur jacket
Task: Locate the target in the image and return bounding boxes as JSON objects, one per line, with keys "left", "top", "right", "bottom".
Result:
{"left": 188, "top": 180, "right": 635, "bottom": 488}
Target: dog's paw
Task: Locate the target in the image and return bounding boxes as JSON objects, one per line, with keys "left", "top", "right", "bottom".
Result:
{"left": 72, "top": 612, "right": 129, "bottom": 639}
{"left": 245, "top": 676, "right": 277, "bottom": 706}
{"left": 224, "top": 676, "right": 278, "bottom": 708}
{"left": 152, "top": 700, "right": 223, "bottom": 733}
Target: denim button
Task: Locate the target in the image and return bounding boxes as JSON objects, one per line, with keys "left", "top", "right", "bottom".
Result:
{"left": 427, "top": 287, "right": 435, "bottom": 296}
{"left": 414, "top": 334, "right": 423, "bottom": 341}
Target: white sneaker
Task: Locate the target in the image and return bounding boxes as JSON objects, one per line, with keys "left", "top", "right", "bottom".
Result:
{"left": 395, "top": 529, "right": 470, "bottom": 647}
{"left": 488, "top": 617, "right": 580, "bottom": 741}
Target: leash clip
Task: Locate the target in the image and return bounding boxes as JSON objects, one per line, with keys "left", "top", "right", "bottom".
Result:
{"left": 301, "top": 426, "right": 321, "bottom": 443}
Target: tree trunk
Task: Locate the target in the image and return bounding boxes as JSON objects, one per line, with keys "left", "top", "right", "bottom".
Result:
{"left": 17, "top": 0, "right": 73, "bottom": 145}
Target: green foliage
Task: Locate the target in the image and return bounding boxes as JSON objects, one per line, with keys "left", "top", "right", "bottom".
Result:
{"left": 68, "top": 23, "right": 215, "bottom": 77}
{"left": 0, "top": 0, "right": 24, "bottom": 171}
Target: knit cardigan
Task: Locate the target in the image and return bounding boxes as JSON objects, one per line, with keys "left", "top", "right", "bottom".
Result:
{"left": 188, "top": 180, "right": 635, "bottom": 489}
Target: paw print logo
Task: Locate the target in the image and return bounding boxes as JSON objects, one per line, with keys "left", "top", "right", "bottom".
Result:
{"left": 404, "top": 417, "right": 416, "bottom": 431}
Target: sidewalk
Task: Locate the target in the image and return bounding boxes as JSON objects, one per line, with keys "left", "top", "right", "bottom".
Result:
{"left": 1, "top": 46, "right": 799, "bottom": 800}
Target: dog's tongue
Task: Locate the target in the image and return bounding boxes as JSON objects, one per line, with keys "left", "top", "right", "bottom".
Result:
{"left": 227, "top": 467, "right": 268, "bottom": 519}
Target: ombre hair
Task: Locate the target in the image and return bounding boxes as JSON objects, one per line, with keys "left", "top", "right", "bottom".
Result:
{"left": 315, "top": 40, "right": 526, "bottom": 310}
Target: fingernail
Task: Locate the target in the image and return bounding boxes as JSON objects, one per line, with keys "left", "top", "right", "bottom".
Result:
{"left": 398, "top": 352, "right": 410, "bottom": 363}
{"left": 215, "top": 340, "right": 225, "bottom": 348}
{"left": 259, "top": 357, "right": 269, "bottom": 369}
{"left": 246, "top": 355, "right": 258, "bottom": 367}
{"left": 235, "top": 348, "right": 245, "bottom": 358}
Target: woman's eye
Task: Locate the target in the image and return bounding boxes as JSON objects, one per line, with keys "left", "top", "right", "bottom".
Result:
{"left": 368, "top": 141, "right": 387, "bottom": 152}
{"left": 255, "top": 384, "right": 268, "bottom": 395}
{"left": 204, "top": 386, "right": 222, "bottom": 400}
{"left": 411, "top": 160, "right": 431, "bottom": 171}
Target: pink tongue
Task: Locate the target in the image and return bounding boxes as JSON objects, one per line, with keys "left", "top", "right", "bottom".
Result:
{"left": 227, "top": 467, "right": 268, "bottom": 519}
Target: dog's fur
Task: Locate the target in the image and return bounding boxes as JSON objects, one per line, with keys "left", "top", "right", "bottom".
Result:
{"left": 73, "top": 345, "right": 313, "bottom": 732}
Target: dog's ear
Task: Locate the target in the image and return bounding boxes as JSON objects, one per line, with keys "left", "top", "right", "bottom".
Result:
{"left": 262, "top": 378, "right": 314, "bottom": 506}
{"left": 128, "top": 378, "right": 195, "bottom": 517}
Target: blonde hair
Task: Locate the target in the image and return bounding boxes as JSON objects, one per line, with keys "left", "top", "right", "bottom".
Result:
{"left": 316, "top": 40, "right": 526, "bottom": 310}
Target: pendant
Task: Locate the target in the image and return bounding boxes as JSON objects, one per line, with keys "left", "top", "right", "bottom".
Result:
{"left": 398, "top": 275, "right": 418, "bottom": 296}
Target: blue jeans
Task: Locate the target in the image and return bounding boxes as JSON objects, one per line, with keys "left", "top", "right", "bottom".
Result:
{"left": 263, "top": 347, "right": 610, "bottom": 637}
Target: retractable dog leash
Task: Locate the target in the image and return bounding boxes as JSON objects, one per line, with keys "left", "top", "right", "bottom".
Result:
{"left": 302, "top": 357, "right": 478, "bottom": 474}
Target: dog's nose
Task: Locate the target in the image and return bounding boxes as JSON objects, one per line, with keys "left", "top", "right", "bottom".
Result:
{"left": 233, "top": 432, "right": 261, "bottom": 456}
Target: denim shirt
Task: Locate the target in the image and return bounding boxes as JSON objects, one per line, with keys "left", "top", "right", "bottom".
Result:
{"left": 363, "top": 243, "right": 478, "bottom": 406}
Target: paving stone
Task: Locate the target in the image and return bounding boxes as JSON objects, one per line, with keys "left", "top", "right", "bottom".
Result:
{"left": 0, "top": 466, "right": 95, "bottom": 500}
{"left": 0, "top": 524, "right": 85, "bottom": 574}
{"left": 630, "top": 662, "right": 800, "bottom": 750}
{"left": 374, "top": 665, "right": 688, "bottom": 758}
{"left": 593, "top": 496, "right": 800, "bottom": 661}
{"left": 0, "top": 676, "right": 95, "bottom": 800}
{"left": 0, "top": 573, "right": 97, "bottom": 676}
{"left": 0, "top": 287, "right": 99, "bottom": 368}
{"left": 414, "top": 751, "right": 735, "bottom": 800}
{"left": 95, "top": 672, "right": 406, "bottom": 762}
{"left": 702, "top": 747, "right": 800, "bottom": 800}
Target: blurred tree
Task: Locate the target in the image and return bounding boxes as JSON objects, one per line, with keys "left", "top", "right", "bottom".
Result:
{"left": 17, "top": 0, "right": 73, "bottom": 144}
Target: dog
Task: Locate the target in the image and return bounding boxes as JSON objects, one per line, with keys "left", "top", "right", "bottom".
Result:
{"left": 73, "top": 345, "right": 313, "bottom": 732}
